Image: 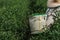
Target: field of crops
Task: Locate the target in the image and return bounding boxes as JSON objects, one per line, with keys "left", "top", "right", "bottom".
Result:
{"left": 0, "top": 0, "right": 60, "bottom": 40}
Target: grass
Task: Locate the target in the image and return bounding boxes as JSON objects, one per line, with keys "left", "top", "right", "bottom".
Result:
{"left": 0, "top": 0, "right": 60, "bottom": 40}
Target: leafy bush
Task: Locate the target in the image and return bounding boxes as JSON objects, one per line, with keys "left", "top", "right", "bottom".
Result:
{"left": 29, "top": 0, "right": 47, "bottom": 13}
{"left": 0, "top": 0, "right": 30, "bottom": 40}
{"left": 0, "top": 0, "right": 60, "bottom": 40}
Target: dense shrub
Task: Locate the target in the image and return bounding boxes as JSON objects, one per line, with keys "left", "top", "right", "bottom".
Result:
{"left": 29, "top": 0, "right": 47, "bottom": 13}
{"left": 0, "top": 0, "right": 30, "bottom": 40}
{"left": 0, "top": 0, "right": 60, "bottom": 40}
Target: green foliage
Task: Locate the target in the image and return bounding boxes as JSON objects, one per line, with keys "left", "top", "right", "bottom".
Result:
{"left": 0, "top": 0, "right": 60, "bottom": 40}
{"left": 0, "top": 0, "right": 30, "bottom": 40}
{"left": 29, "top": 0, "right": 47, "bottom": 13}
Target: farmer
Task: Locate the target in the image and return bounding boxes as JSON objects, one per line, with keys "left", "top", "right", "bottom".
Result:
{"left": 46, "top": 0, "right": 60, "bottom": 27}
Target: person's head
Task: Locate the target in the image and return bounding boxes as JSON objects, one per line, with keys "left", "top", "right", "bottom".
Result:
{"left": 53, "top": 0, "right": 60, "bottom": 3}
{"left": 53, "top": 0, "right": 57, "bottom": 2}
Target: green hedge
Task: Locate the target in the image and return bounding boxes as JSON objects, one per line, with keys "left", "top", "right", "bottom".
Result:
{"left": 0, "top": 0, "right": 30, "bottom": 40}
{"left": 0, "top": 0, "right": 60, "bottom": 40}
{"left": 29, "top": 0, "right": 47, "bottom": 13}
